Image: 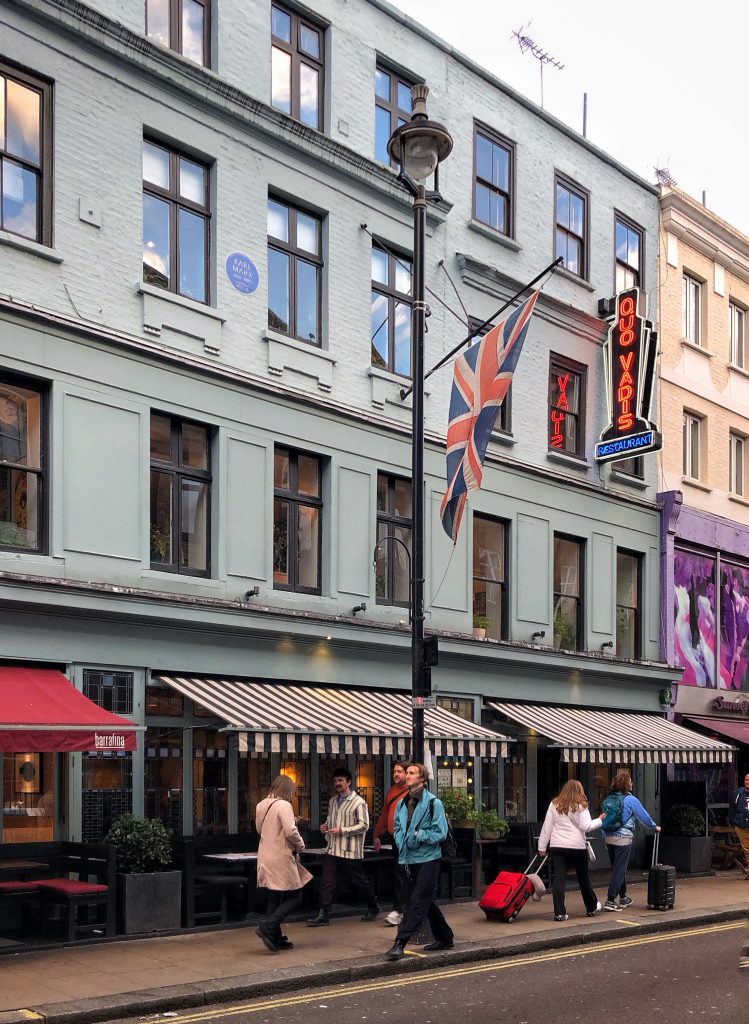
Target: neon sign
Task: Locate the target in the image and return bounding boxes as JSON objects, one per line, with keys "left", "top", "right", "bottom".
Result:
{"left": 550, "top": 372, "right": 571, "bottom": 448}
{"left": 595, "top": 287, "right": 661, "bottom": 464}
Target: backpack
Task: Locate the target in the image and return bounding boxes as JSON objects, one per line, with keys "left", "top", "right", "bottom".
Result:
{"left": 601, "top": 792, "right": 625, "bottom": 832}
{"left": 427, "top": 797, "right": 458, "bottom": 857}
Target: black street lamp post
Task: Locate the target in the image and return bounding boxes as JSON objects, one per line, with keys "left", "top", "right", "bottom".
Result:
{"left": 387, "top": 85, "right": 453, "bottom": 764}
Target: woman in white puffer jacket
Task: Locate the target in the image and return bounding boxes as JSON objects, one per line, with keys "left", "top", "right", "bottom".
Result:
{"left": 538, "top": 779, "right": 605, "bottom": 921}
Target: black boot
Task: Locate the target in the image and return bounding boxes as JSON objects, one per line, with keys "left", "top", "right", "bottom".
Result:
{"left": 423, "top": 939, "right": 454, "bottom": 951}
{"left": 277, "top": 934, "right": 295, "bottom": 950}
{"left": 386, "top": 940, "right": 406, "bottom": 961}
{"left": 306, "top": 911, "right": 330, "bottom": 927}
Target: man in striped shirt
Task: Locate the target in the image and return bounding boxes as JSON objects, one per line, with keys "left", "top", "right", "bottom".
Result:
{"left": 307, "top": 767, "right": 381, "bottom": 926}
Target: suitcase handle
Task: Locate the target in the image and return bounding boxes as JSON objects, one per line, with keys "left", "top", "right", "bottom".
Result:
{"left": 652, "top": 830, "right": 660, "bottom": 867}
{"left": 525, "top": 853, "right": 548, "bottom": 876}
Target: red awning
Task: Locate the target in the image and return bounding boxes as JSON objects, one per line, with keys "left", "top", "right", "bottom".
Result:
{"left": 0, "top": 668, "right": 141, "bottom": 752}
{"left": 685, "top": 716, "right": 749, "bottom": 746}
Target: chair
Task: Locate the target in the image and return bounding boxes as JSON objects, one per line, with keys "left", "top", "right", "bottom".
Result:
{"left": 33, "top": 843, "right": 115, "bottom": 940}
{"left": 440, "top": 827, "right": 476, "bottom": 899}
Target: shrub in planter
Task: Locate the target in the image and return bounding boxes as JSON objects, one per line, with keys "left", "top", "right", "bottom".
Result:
{"left": 471, "top": 808, "right": 510, "bottom": 839}
{"left": 663, "top": 804, "right": 705, "bottom": 837}
{"left": 661, "top": 804, "right": 711, "bottom": 874}
{"left": 105, "top": 814, "right": 181, "bottom": 934}
{"left": 438, "top": 788, "right": 478, "bottom": 825}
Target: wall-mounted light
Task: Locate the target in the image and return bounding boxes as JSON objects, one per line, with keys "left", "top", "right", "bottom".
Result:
{"left": 353, "top": 602, "right": 367, "bottom": 616}
{"left": 659, "top": 687, "right": 673, "bottom": 707}
{"left": 530, "top": 630, "right": 545, "bottom": 641}
{"left": 600, "top": 640, "right": 614, "bottom": 651}
{"left": 244, "top": 586, "right": 260, "bottom": 599}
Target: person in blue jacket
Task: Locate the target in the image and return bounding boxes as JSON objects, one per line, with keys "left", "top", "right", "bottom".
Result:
{"left": 385, "top": 762, "right": 454, "bottom": 961}
{"left": 601, "top": 769, "right": 660, "bottom": 912}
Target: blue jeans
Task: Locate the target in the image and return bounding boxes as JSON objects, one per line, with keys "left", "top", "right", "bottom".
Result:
{"left": 606, "top": 842, "right": 632, "bottom": 902}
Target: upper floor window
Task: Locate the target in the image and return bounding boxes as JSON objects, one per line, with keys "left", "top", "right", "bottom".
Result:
{"left": 472, "top": 515, "right": 507, "bottom": 641}
{"left": 616, "top": 550, "right": 641, "bottom": 659}
{"left": 469, "top": 317, "right": 511, "bottom": 434}
{"left": 555, "top": 175, "right": 587, "bottom": 278}
{"left": 473, "top": 125, "right": 514, "bottom": 237}
{"left": 142, "top": 140, "right": 209, "bottom": 303}
{"left": 730, "top": 431, "right": 746, "bottom": 497}
{"left": 371, "top": 244, "right": 412, "bottom": 376}
{"left": 150, "top": 412, "right": 211, "bottom": 575}
{"left": 267, "top": 197, "right": 322, "bottom": 345}
{"left": 145, "top": 0, "right": 210, "bottom": 66}
{"left": 274, "top": 447, "right": 322, "bottom": 593}
{"left": 0, "top": 374, "right": 45, "bottom": 553}
{"left": 730, "top": 301, "right": 745, "bottom": 368}
{"left": 83, "top": 670, "right": 134, "bottom": 716}
{"left": 553, "top": 534, "right": 583, "bottom": 652}
{"left": 271, "top": 3, "right": 323, "bottom": 130}
{"left": 548, "top": 355, "right": 586, "bottom": 458}
{"left": 375, "top": 66, "right": 412, "bottom": 166}
{"left": 615, "top": 456, "right": 644, "bottom": 479}
{"left": 0, "top": 61, "right": 52, "bottom": 245}
{"left": 682, "top": 410, "right": 703, "bottom": 480}
{"left": 615, "top": 215, "right": 642, "bottom": 292}
{"left": 682, "top": 274, "right": 702, "bottom": 344}
{"left": 376, "top": 472, "right": 411, "bottom": 606}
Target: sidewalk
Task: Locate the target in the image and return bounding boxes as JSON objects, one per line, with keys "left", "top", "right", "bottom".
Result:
{"left": 0, "top": 870, "right": 746, "bottom": 1024}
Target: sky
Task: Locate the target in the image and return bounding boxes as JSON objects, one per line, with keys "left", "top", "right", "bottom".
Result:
{"left": 390, "top": 0, "right": 749, "bottom": 235}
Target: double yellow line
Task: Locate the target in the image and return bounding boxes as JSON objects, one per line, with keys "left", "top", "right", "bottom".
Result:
{"left": 163, "top": 921, "right": 744, "bottom": 1023}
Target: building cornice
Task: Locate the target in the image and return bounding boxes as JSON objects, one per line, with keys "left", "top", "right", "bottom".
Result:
{"left": 661, "top": 190, "right": 749, "bottom": 283}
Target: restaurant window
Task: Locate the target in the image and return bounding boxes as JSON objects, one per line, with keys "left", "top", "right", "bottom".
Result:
{"left": 472, "top": 514, "right": 507, "bottom": 641}
{"left": 146, "top": 683, "right": 184, "bottom": 717}
{"left": 481, "top": 758, "right": 500, "bottom": 813}
{"left": 267, "top": 197, "right": 322, "bottom": 344}
{"left": 280, "top": 757, "right": 311, "bottom": 824}
{"left": 273, "top": 446, "right": 322, "bottom": 593}
{"left": 318, "top": 756, "right": 342, "bottom": 826}
{"left": 730, "top": 432, "right": 746, "bottom": 497}
{"left": 555, "top": 175, "right": 587, "bottom": 278}
{"left": 150, "top": 412, "right": 211, "bottom": 575}
{"left": 371, "top": 243, "right": 412, "bottom": 377}
{"left": 376, "top": 472, "right": 412, "bottom": 606}
{"left": 553, "top": 534, "right": 584, "bottom": 652}
{"left": 683, "top": 274, "right": 702, "bottom": 345}
{"left": 81, "top": 669, "right": 134, "bottom": 842}
{"left": 682, "top": 410, "right": 703, "bottom": 480}
{"left": 375, "top": 66, "right": 412, "bottom": 166}
{"left": 548, "top": 355, "right": 586, "bottom": 457}
{"left": 271, "top": 2, "right": 324, "bottom": 130}
{"left": 504, "top": 741, "right": 527, "bottom": 821}
{"left": 356, "top": 757, "right": 384, "bottom": 823}
{"left": 473, "top": 124, "right": 514, "bottom": 237}
{"left": 0, "top": 60, "right": 52, "bottom": 245}
{"left": 82, "top": 670, "right": 133, "bottom": 716}
{"left": 145, "top": 0, "right": 210, "bottom": 66}
{"left": 616, "top": 550, "right": 641, "bottom": 659}
{"left": 730, "top": 301, "right": 746, "bottom": 368}
{"left": 614, "top": 215, "right": 642, "bottom": 292}
{"left": 144, "top": 726, "right": 183, "bottom": 837}
{"left": 238, "top": 755, "right": 272, "bottom": 834}
{"left": 0, "top": 374, "right": 46, "bottom": 553}
{"left": 193, "top": 727, "right": 228, "bottom": 835}
{"left": 142, "top": 138, "right": 210, "bottom": 303}
{"left": 2, "top": 752, "right": 56, "bottom": 843}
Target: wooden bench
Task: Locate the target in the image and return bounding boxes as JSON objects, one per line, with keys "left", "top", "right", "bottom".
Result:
{"left": 172, "top": 835, "right": 255, "bottom": 928}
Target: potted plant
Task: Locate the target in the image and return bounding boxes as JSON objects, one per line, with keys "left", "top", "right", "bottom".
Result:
{"left": 660, "top": 804, "right": 711, "bottom": 874}
{"left": 105, "top": 813, "right": 182, "bottom": 934}
{"left": 438, "top": 787, "right": 477, "bottom": 827}
{"left": 553, "top": 611, "right": 577, "bottom": 651}
{"left": 473, "top": 614, "right": 490, "bottom": 640}
{"left": 471, "top": 808, "right": 510, "bottom": 840}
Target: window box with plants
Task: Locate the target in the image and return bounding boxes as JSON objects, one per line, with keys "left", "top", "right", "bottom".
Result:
{"left": 660, "top": 804, "right": 712, "bottom": 875}
{"left": 105, "top": 814, "right": 182, "bottom": 934}
{"left": 472, "top": 614, "right": 491, "bottom": 640}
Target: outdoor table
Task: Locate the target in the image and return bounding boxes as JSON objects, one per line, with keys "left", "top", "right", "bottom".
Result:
{"left": 710, "top": 826, "right": 748, "bottom": 872}
{"left": 0, "top": 859, "right": 50, "bottom": 881}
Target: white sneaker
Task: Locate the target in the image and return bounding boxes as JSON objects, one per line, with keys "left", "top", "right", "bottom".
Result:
{"left": 385, "top": 911, "right": 403, "bottom": 926}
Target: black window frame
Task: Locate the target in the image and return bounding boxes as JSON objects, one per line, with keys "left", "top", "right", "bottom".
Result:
{"left": 145, "top": 0, "right": 211, "bottom": 66}
{"left": 553, "top": 533, "right": 584, "bottom": 653}
{"left": 554, "top": 173, "right": 589, "bottom": 279}
{"left": 273, "top": 446, "right": 323, "bottom": 595}
{"left": 375, "top": 471, "right": 412, "bottom": 607}
{"left": 82, "top": 669, "right": 135, "bottom": 716}
{"left": 267, "top": 196, "right": 323, "bottom": 345}
{"left": 616, "top": 549, "right": 642, "bottom": 660}
{"left": 142, "top": 138, "right": 211, "bottom": 304}
{"left": 473, "top": 122, "right": 515, "bottom": 239}
{"left": 0, "top": 369, "right": 48, "bottom": 555}
{"left": 469, "top": 316, "right": 512, "bottom": 434}
{"left": 370, "top": 242, "right": 413, "bottom": 377}
{"left": 149, "top": 411, "right": 212, "bottom": 577}
{"left": 271, "top": 2, "right": 325, "bottom": 131}
{"left": 614, "top": 456, "right": 644, "bottom": 479}
{"left": 614, "top": 212, "right": 643, "bottom": 293}
{"left": 548, "top": 353, "right": 587, "bottom": 459}
{"left": 472, "top": 513, "right": 508, "bottom": 641}
{"left": 0, "top": 59, "right": 53, "bottom": 247}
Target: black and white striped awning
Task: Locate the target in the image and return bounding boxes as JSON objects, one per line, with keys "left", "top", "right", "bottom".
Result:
{"left": 487, "top": 702, "right": 734, "bottom": 764}
{"left": 155, "top": 676, "right": 509, "bottom": 758}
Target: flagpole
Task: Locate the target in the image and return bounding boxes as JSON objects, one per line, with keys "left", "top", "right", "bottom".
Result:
{"left": 399, "top": 256, "right": 562, "bottom": 402}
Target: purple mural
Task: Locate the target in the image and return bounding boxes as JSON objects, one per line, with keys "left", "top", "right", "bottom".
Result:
{"left": 720, "top": 562, "right": 749, "bottom": 690}
{"left": 674, "top": 549, "right": 716, "bottom": 687}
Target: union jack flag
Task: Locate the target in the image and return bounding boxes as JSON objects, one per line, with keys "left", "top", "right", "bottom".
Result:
{"left": 440, "top": 290, "right": 540, "bottom": 542}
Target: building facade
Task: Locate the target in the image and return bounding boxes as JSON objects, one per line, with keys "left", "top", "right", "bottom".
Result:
{"left": 1, "top": 0, "right": 715, "bottom": 854}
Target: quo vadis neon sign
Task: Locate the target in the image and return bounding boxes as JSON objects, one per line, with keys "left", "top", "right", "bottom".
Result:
{"left": 595, "top": 287, "right": 662, "bottom": 464}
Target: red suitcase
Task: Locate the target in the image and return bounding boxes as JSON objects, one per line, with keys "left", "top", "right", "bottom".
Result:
{"left": 479, "top": 854, "right": 547, "bottom": 923}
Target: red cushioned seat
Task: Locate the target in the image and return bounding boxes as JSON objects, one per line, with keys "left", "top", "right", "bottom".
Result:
{"left": 0, "top": 881, "right": 38, "bottom": 893}
{"left": 35, "top": 878, "right": 108, "bottom": 895}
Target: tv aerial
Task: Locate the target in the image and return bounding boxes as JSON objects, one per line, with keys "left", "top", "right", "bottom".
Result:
{"left": 512, "top": 24, "right": 565, "bottom": 108}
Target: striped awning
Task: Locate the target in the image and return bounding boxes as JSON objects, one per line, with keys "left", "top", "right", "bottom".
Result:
{"left": 155, "top": 676, "right": 509, "bottom": 758}
{"left": 487, "top": 702, "right": 735, "bottom": 764}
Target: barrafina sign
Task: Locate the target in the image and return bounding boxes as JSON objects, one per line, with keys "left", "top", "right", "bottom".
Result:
{"left": 594, "top": 287, "right": 662, "bottom": 464}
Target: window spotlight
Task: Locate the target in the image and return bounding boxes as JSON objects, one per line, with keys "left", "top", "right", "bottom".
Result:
{"left": 244, "top": 586, "right": 260, "bottom": 599}
{"left": 352, "top": 602, "right": 367, "bottom": 616}
{"left": 600, "top": 640, "right": 614, "bottom": 651}
{"left": 530, "top": 630, "right": 545, "bottom": 641}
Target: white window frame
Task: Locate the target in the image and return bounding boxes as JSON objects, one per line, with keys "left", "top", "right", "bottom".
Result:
{"left": 730, "top": 432, "right": 745, "bottom": 496}
{"left": 730, "top": 301, "right": 746, "bottom": 369}
{"left": 683, "top": 275, "right": 702, "bottom": 345}
{"left": 683, "top": 411, "right": 702, "bottom": 480}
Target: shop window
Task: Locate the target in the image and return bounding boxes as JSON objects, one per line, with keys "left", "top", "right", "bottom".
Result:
{"left": 616, "top": 550, "right": 641, "bottom": 659}
{"left": 2, "top": 752, "right": 55, "bottom": 843}
{"left": 436, "top": 755, "right": 476, "bottom": 805}
{"left": 0, "top": 373, "right": 46, "bottom": 553}
{"left": 481, "top": 758, "right": 499, "bottom": 813}
{"left": 145, "top": 0, "right": 210, "bottom": 67}
{"left": 318, "top": 756, "right": 342, "bottom": 825}
{"left": 193, "top": 727, "right": 228, "bottom": 834}
{"left": 376, "top": 472, "right": 412, "bottom": 606}
{"left": 720, "top": 562, "right": 749, "bottom": 690}
{"left": 146, "top": 683, "right": 184, "bottom": 716}
{"left": 145, "top": 726, "right": 183, "bottom": 837}
{"left": 271, "top": 2, "right": 324, "bottom": 130}
{"left": 279, "top": 757, "right": 311, "bottom": 825}
{"left": 355, "top": 757, "right": 384, "bottom": 823}
{"left": 548, "top": 355, "right": 586, "bottom": 457}
{"left": 273, "top": 446, "right": 322, "bottom": 593}
{"left": 83, "top": 669, "right": 133, "bottom": 716}
{"left": 472, "top": 514, "right": 507, "bottom": 640}
{"left": 82, "top": 753, "right": 133, "bottom": 842}
{"left": 238, "top": 755, "right": 273, "bottom": 833}
{"left": 553, "top": 534, "right": 584, "bottom": 651}
{"left": 504, "top": 742, "right": 527, "bottom": 821}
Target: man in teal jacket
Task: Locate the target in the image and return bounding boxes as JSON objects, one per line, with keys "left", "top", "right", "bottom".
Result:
{"left": 385, "top": 762, "right": 454, "bottom": 961}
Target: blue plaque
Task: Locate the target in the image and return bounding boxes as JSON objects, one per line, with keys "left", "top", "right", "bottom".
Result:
{"left": 225, "top": 252, "right": 259, "bottom": 294}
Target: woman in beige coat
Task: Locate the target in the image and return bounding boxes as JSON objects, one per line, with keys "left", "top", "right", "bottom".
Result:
{"left": 255, "top": 774, "right": 313, "bottom": 952}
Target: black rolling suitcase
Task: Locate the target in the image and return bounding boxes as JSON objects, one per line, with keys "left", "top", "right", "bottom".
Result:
{"left": 647, "top": 832, "right": 675, "bottom": 911}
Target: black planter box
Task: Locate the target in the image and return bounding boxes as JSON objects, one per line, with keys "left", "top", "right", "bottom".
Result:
{"left": 117, "top": 870, "right": 182, "bottom": 934}
{"left": 659, "top": 835, "right": 712, "bottom": 874}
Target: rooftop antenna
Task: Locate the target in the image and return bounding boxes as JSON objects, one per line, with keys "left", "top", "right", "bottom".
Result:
{"left": 512, "top": 24, "right": 565, "bottom": 108}
{"left": 654, "top": 166, "right": 678, "bottom": 188}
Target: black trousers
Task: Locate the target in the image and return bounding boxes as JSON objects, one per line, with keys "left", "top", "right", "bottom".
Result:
{"left": 264, "top": 888, "right": 303, "bottom": 939}
{"left": 549, "top": 846, "right": 598, "bottom": 917}
{"left": 318, "top": 854, "right": 378, "bottom": 913}
{"left": 386, "top": 843, "right": 409, "bottom": 913}
{"left": 396, "top": 859, "right": 453, "bottom": 945}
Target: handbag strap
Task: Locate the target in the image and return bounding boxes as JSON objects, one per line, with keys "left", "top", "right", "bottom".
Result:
{"left": 258, "top": 798, "right": 282, "bottom": 837}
